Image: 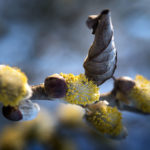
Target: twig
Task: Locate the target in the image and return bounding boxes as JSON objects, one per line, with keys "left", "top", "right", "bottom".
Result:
{"left": 31, "top": 84, "right": 52, "bottom": 100}
{"left": 100, "top": 92, "right": 149, "bottom": 115}
{"left": 30, "top": 85, "right": 149, "bottom": 115}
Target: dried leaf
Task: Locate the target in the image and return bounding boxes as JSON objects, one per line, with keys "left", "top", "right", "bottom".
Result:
{"left": 83, "top": 9, "right": 117, "bottom": 85}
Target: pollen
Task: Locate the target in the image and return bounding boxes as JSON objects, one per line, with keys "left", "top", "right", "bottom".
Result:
{"left": 0, "top": 65, "right": 29, "bottom": 106}
{"left": 60, "top": 73, "right": 100, "bottom": 106}
{"left": 130, "top": 75, "right": 150, "bottom": 113}
{"left": 85, "top": 104, "right": 123, "bottom": 136}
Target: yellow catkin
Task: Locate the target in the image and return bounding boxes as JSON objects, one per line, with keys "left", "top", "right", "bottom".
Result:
{"left": 60, "top": 73, "right": 100, "bottom": 106}
{"left": 86, "top": 105, "right": 123, "bottom": 136}
{"left": 0, "top": 65, "right": 28, "bottom": 106}
{"left": 0, "top": 126, "right": 25, "bottom": 150}
{"left": 58, "top": 104, "right": 85, "bottom": 125}
{"left": 130, "top": 75, "right": 150, "bottom": 113}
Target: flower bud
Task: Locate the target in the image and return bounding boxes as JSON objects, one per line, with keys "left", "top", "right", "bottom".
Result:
{"left": 114, "top": 77, "right": 136, "bottom": 105}
{"left": 129, "top": 75, "right": 150, "bottom": 113}
{"left": 85, "top": 101, "right": 127, "bottom": 139}
{"left": 60, "top": 73, "right": 100, "bottom": 106}
{"left": 0, "top": 65, "right": 32, "bottom": 107}
{"left": 44, "top": 74, "right": 68, "bottom": 98}
{"left": 115, "top": 75, "right": 150, "bottom": 113}
{"left": 115, "top": 76, "right": 135, "bottom": 94}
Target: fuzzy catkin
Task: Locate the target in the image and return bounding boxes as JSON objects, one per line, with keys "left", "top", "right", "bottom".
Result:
{"left": 60, "top": 73, "right": 100, "bottom": 106}
{"left": 0, "top": 65, "right": 30, "bottom": 106}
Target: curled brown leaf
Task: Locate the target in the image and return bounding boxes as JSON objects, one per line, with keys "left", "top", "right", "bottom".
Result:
{"left": 83, "top": 9, "right": 117, "bottom": 86}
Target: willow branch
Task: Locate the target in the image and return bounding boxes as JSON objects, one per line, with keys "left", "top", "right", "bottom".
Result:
{"left": 30, "top": 84, "right": 148, "bottom": 115}
{"left": 31, "top": 84, "right": 52, "bottom": 100}
{"left": 100, "top": 92, "right": 149, "bottom": 115}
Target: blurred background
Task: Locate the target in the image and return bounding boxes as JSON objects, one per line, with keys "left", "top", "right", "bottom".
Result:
{"left": 0, "top": 0, "right": 150, "bottom": 149}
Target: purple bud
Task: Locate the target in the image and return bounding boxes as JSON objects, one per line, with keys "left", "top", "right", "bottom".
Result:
{"left": 2, "top": 106, "right": 23, "bottom": 121}
{"left": 44, "top": 74, "right": 68, "bottom": 98}
{"left": 115, "top": 76, "right": 135, "bottom": 94}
